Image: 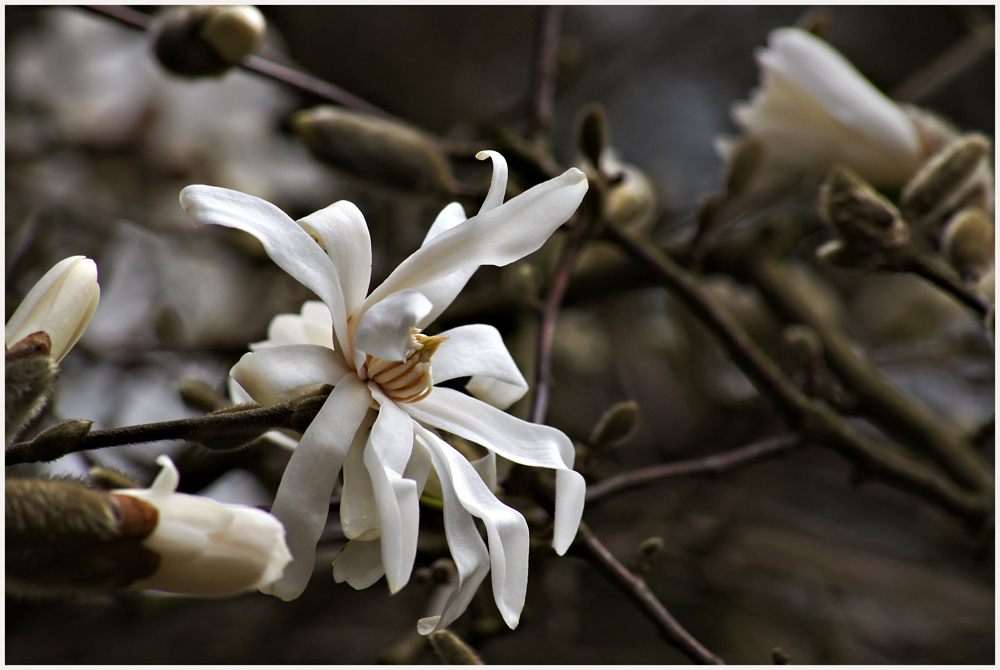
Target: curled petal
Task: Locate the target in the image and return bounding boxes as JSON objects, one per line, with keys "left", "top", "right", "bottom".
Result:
{"left": 476, "top": 150, "right": 508, "bottom": 214}
{"left": 333, "top": 538, "right": 385, "bottom": 589}
{"left": 231, "top": 344, "right": 351, "bottom": 407}
{"left": 179, "top": 185, "right": 351, "bottom": 353}
{"left": 354, "top": 289, "right": 432, "bottom": 361}
{"left": 361, "top": 167, "right": 588, "bottom": 315}
{"left": 297, "top": 201, "right": 372, "bottom": 319}
{"left": 431, "top": 324, "right": 528, "bottom": 409}
{"left": 261, "top": 376, "right": 373, "bottom": 601}
{"left": 405, "top": 388, "right": 584, "bottom": 555}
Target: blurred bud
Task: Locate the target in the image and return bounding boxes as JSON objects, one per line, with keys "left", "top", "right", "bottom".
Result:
{"left": 724, "top": 138, "right": 765, "bottom": 198}
{"left": 942, "top": 208, "right": 995, "bottom": 282}
{"left": 6, "top": 477, "right": 159, "bottom": 597}
{"left": 6, "top": 256, "right": 101, "bottom": 363}
{"left": 114, "top": 455, "right": 292, "bottom": 597}
{"left": 5, "top": 332, "right": 58, "bottom": 445}
{"left": 178, "top": 378, "right": 230, "bottom": 413}
{"left": 429, "top": 630, "right": 484, "bottom": 665}
{"left": 200, "top": 6, "right": 267, "bottom": 64}
{"left": 152, "top": 6, "right": 266, "bottom": 77}
{"left": 794, "top": 7, "right": 834, "bottom": 39}
{"left": 89, "top": 467, "right": 142, "bottom": 490}
{"left": 22, "top": 419, "right": 93, "bottom": 463}
{"left": 292, "top": 106, "right": 456, "bottom": 194}
{"left": 589, "top": 400, "right": 640, "bottom": 450}
{"left": 604, "top": 156, "right": 657, "bottom": 232}
{"left": 783, "top": 324, "right": 823, "bottom": 364}
{"left": 900, "top": 134, "right": 993, "bottom": 232}
{"left": 818, "top": 165, "right": 908, "bottom": 260}
{"left": 772, "top": 647, "right": 792, "bottom": 664}
{"left": 638, "top": 536, "right": 664, "bottom": 561}
{"left": 577, "top": 103, "right": 609, "bottom": 170}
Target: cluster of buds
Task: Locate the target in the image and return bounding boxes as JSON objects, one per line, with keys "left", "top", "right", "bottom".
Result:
{"left": 152, "top": 5, "right": 267, "bottom": 78}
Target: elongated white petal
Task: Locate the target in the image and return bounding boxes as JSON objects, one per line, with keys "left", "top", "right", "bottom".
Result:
{"left": 413, "top": 202, "right": 478, "bottom": 328}
{"left": 406, "top": 388, "right": 584, "bottom": 554}
{"left": 431, "top": 324, "right": 528, "bottom": 409}
{"left": 333, "top": 537, "right": 385, "bottom": 589}
{"left": 403, "top": 437, "right": 433, "bottom": 493}
{"left": 476, "top": 150, "right": 508, "bottom": 214}
{"left": 297, "top": 201, "right": 372, "bottom": 319}
{"left": 261, "top": 376, "right": 373, "bottom": 601}
{"left": 179, "top": 185, "right": 351, "bottom": 353}
{"left": 418, "top": 425, "right": 528, "bottom": 629}
{"left": 119, "top": 456, "right": 292, "bottom": 597}
{"left": 354, "top": 289, "right": 432, "bottom": 361}
{"left": 6, "top": 256, "right": 101, "bottom": 362}
{"left": 415, "top": 430, "right": 492, "bottom": 635}
{"left": 230, "top": 344, "right": 351, "bottom": 407}
{"left": 340, "top": 424, "right": 380, "bottom": 541}
{"left": 471, "top": 451, "right": 497, "bottom": 492}
{"left": 257, "top": 301, "right": 334, "bottom": 350}
{"left": 361, "top": 167, "right": 588, "bottom": 315}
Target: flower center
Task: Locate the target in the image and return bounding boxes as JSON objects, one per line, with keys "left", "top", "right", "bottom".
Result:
{"left": 363, "top": 331, "right": 447, "bottom": 403}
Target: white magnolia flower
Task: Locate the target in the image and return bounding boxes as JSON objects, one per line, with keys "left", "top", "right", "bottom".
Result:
{"left": 6, "top": 255, "right": 101, "bottom": 362}
{"left": 180, "top": 151, "right": 588, "bottom": 633}
{"left": 115, "top": 455, "right": 292, "bottom": 597}
{"left": 724, "top": 27, "right": 924, "bottom": 189}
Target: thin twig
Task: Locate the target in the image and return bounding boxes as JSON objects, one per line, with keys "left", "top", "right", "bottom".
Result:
{"left": 896, "top": 248, "right": 993, "bottom": 320}
{"left": 586, "top": 435, "right": 803, "bottom": 504}
{"left": 890, "top": 22, "right": 995, "bottom": 103}
{"left": 573, "top": 522, "right": 725, "bottom": 664}
{"left": 529, "top": 6, "right": 564, "bottom": 138}
{"left": 82, "top": 5, "right": 398, "bottom": 122}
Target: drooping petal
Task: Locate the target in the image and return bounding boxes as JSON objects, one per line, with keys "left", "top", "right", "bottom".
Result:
{"left": 230, "top": 344, "right": 351, "bottom": 407}
{"left": 354, "top": 289, "right": 432, "bottom": 361}
{"left": 297, "top": 201, "right": 372, "bottom": 319}
{"left": 6, "top": 256, "right": 101, "bottom": 363}
{"left": 361, "top": 167, "right": 588, "bottom": 315}
{"left": 260, "top": 376, "right": 373, "bottom": 601}
{"left": 431, "top": 324, "right": 528, "bottom": 409}
{"left": 333, "top": 538, "right": 385, "bottom": 589}
{"left": 412, "top": 202, "right": 478, "bottom": 329}
{"left": 414, "top": 430, "right": 491, "bottom": 635}
{"left": 475, "top": 150, "right": 508, "bottom": 214}
{"left": 418, "top": 425, "right": 528, "bottom": 629}
{"left": 405, "top": 387, "right": 584, "bottom": 555}
{"left": 179, "top": 185, "right": 351, "bottom": 353}
{"left": 340, "top": 424, "right": 380, "bottom": 541}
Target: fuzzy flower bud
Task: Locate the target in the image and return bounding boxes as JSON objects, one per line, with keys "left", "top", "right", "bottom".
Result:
{"left": 200, "top": 6, "right": 267, "bottom": 64}
{"left": 153, "top": 5, "right": 266, "bottom": 78}
{"left": 6, "top": 256, "right": 100, "bottom": 364}
{"left": 942, "top": 208, "right": 995, "bottom": 282}
{"left": 114, "top": 455, "right": 292, "bottom": 597}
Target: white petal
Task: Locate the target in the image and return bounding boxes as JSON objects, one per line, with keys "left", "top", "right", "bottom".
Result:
{"left": 333, "top": 538, "right": 385, "bottom": 589}
{"left": 230, "top": 344, "right": 351, "bottom": 407}
{"left": 6, "top": 256, "right": 101, "bottom": 362}
{"left": 418, "top": 425, "right": 528, "bottom": 628}
{"left": 431, "top": 324, "right": 528, "bottom": 409}
{"left": 415, "top": 430, "right": 492, "bottom": 635}
{"left": 256, "top": 301, "right": 335, "bottom": 350}
{"left": 354, "top": 289, "right": 432, "bottom": 361}
{"left": 340, "top": 422, "right": 380, "bottom": 541}
{"left": 476, "top": 150, "right": 508, "bottom": 214}
{"left": 403, "top": 437, "right": 433, "bottom": 494}
{"left": 260, "top": 376, "right": 373, "bottom": 601}
{"left": 361, "top": 167, "right": 588, "bottom": 315}
{"left": 471, "top": 451, "right": 497, "bottom": 493}
{"left": 297, "top": 201, "right": 372, "bottom": 319}
{"left": 406, "top": 388, "right": 584, "bottom": 555}
{"left": 179, "top": 185, "right": 351, "bottom": 353}
{"left": 413, "top": 202, "right": 478, "bottom": 328}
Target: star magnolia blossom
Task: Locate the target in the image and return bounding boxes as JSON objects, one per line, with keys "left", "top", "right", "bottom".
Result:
{"left": 725, "top": 27, "right": 924, "bottom": 188}
{"left": 180, "top": 151, "right": 588, "bottom": 633}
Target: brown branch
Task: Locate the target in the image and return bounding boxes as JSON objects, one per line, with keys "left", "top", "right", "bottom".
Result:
{"left": 529, "top": 6, "right": 564, "bottom": 138}
{"left": 572, "top": 522, "right": 724, "bottom": 664}
{"left": 890, "top": 22, "right": 995, "bottom": 103}
{"left": 586, "top": 435, "right": 803, "bottom": 504}
{"left": 895, "top": 247, "right": 993, "bottom": 321}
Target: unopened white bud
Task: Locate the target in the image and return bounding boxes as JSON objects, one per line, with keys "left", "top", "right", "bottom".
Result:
{"left": 6, "top": 256, "right": 100, "bottom": 363}
{"left": 200, "top": 6, "right": 267, "bottom": 64}
{"left": 114, "top": 456, "right": 291, "bottom": 597}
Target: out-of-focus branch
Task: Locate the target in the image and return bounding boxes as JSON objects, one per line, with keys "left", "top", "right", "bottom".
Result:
{"left": 894, "top": 247, "right": 993, "bottom": 320}
{"left": 604, "top": 224, "right": 992, "bottom": 523}
{"left": 529, "top": 6, "right": 564, "bottom": 139}
{"left": 890, "top": 21, "right": 995, "bottom": 103}
{"left": 586, "top": 434, "right": 803, "bottom": 504}
{"left": 573, "top": 523, "right": 724, "bottom": 664}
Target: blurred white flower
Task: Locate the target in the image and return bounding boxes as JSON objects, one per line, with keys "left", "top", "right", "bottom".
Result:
{"left": 723, "top": 27, "right": 924, "bottom": 188}
{"left": 114, "top": 455, "right": 291, "bottom": 597}
{"left": 181, "top": 151, "right": 588, "bottom": 632}
{"left": 6, "top": 256, "right": 101, "bottom": 362}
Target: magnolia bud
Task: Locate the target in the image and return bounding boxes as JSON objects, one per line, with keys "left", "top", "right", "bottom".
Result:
{"left": 942, "top": 208, "right": 994, "bottom": 282}
{"left": 724, "top": 137, "right": 765, "bottom": 198}
{"left": 153, "top": 6, "right": 266, "bottom": 78}
{"left": 818, "top": 165, "right": 908, "bottom": 259}
{"left": 901, "top": 134, "right": 993, "bottom": 232}
{"left": 429, "top": 630, "right": 484, "bottom": 665}
{"left": 6, "top": 256, "right": 101, "bottom": 364}
{"left": 589, "top": 400, "right": 640, "bottom": 450}
{"left": 577, "top": 104, "right": 609, "bottom": 170}
{"left": 5, "top": 332, "right": 58, "bottom": 445}
{"left": 22, "top": 419, "right": 93, "bottom": 463}
{"left": 115, "top": 456, "right": 292, "bottom": 597}
{"left": 292, "top": 106, "right": 457, "bottom": 194}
